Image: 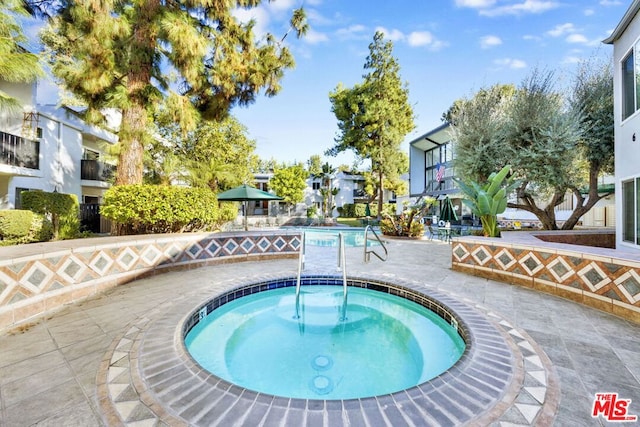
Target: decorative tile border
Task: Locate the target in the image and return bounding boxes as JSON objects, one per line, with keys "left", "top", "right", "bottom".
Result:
{"left": 0, "top": 232, "right": 301, "bottom": 332}
{"left": 452, "top": 237, "right": 640, "bottom": 323}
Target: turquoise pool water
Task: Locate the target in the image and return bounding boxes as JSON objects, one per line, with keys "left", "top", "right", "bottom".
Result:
{"left": 185, "top": 285, "right": 465, "bottom": 400}
{"left": 282, "top": 227, "right": 379, "bottom": 247}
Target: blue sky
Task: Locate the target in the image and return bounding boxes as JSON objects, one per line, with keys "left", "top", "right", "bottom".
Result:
{"left": 36, "top": 0, "right": 629, "bottom": 167}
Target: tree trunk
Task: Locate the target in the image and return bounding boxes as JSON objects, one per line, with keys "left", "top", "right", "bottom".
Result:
{"left": 561, "top": 164, "right": 608, "bottom": 230}
{"left": 116, "top": 105, "right": 145, "bottom": 185}
{"left": 115, "top": 0, "right": 159, "bottom": 186}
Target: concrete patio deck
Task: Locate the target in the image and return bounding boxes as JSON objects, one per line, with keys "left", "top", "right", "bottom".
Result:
{"left": 0, "top": 237, "right": 639, "bottom": 426}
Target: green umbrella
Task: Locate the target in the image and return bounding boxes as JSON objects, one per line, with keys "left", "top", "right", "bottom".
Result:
{"left": 439, "top": 196, "right": 458, "bottom": 223}
{"left": 217, "top": 184, "right": 284, "bottom": 231}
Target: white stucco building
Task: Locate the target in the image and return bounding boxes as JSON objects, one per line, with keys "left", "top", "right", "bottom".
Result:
{"left": 0, "top": 81, "right": 117, "bottom": 211}
{"left": 604, "top": 0, "right": 640, "bottom": 249}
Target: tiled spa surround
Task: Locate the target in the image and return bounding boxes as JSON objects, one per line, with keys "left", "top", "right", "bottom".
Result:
{"left": 97, "top": 274, "right": 559, "bottom": 426}
{"left": 0, "top": 232, "right": 301, "bottom": 332}
{"left": 451, "top": 232, "right": 640, "bottom": 323}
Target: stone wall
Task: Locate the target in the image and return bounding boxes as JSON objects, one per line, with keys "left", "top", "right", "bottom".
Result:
{"left": 0, "top": 232, "right": 301, "bottom": 332}
{"left": 451, "top": 235, "right": 640, "bottom": 323}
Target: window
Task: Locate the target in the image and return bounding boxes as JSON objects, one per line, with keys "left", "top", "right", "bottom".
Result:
{"left": 622, "top": 178, "right": 640, "bottom": 245}
{"left": 621, "top": 41, "right": 640, "bottom": 120}
{"left": 423, "top": 142, "right": 454, "bottom": 192}
{"left": 312, "top": 182, "right": 320, "bottom": 190}
{"left": 83, "top": 149, "right": 99, "bottom": 161}
{"left": 15, "top": 187, "right": 31, "bottom": 209}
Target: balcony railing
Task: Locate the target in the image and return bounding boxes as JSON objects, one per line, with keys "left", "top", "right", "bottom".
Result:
{"left": 0, "top": 131, "right": 39, "bottom": 169}
{"left": 81, "top": 159, "right": 115, "bottom": 182}
{"left": 353, "top": 189, "right": 367, "bottom": 198}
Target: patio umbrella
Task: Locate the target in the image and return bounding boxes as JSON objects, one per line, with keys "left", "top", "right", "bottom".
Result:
{"left": 439, "top": 196, "right": 458, "bottom": 223}
{"left": 217, "top": 184, "right": 284, "bottom": 231}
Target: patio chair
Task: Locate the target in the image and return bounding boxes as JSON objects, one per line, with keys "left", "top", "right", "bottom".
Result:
{"left": 428, "top": 225, "right": 440, "bottom": 241}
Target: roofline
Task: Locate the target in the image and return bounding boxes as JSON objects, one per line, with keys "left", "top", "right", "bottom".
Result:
{"left": 603, "top": 0, "right": 640, "bottom": 44}
{"left": 408, "top": 122, "right": 451, "bottom": 147}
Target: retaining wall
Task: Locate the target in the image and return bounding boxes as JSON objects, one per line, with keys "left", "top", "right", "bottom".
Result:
{"left": 0, "top": 231, "right": 301, "bottom": 333}
{"left": 451, "top": 232, "right": 640, "bottom": 323}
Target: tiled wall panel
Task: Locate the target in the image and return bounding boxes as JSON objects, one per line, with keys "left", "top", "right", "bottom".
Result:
{"left": 452, "top": 239, "right": 640, "bottom": 323}
{"left": 0, "top": 232, "right": 301, "bottom": 331}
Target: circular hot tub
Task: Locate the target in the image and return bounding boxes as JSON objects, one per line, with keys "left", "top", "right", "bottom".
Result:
{"left": 184, "top": 280, "right": 466, "bottom": 399}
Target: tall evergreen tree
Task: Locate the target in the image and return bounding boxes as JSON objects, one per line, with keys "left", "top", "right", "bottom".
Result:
{"left": 40, "top": 1, "right": 307, "bottom": 185}
{"left": 0, "top": 0, "right": 43, "bottom": 111}
{"left": 328, "top": 31, "right": 414, "bottom": 218}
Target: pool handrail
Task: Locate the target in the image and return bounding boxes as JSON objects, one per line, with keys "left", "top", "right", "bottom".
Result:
{"left": 364, "top": 225, "right": 388, "bottom": 262}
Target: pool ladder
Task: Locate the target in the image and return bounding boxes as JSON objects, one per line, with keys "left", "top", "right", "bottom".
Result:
{"left": 363, "top": 225, "right": 388, "bottom": 263}
{"left": 295, "top": 231, "right": 348, "bottom": 321}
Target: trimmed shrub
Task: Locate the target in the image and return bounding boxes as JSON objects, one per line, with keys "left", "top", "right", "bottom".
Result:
{"left": 101, "top": 185, "right": 237, "bottom": 235}
{"left": 0, "top": 210, "right": 53, "bottom": 246}
{"left": 21, "top": 191, "right": 80, "bottom": 239}
{"left": 0, "top": 210, "right": 33, "bottom": 240}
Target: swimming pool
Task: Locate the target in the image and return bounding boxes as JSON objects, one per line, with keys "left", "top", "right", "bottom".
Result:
{"left": 281, "top": 227, "right": 379, "bottom": 247}
{"left": 183, "top": 277, "right": 465, "bottom": 400}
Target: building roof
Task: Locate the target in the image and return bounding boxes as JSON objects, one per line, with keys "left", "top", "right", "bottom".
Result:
{"left": 603, "top": 0, "right": 640, "bottom": 44}
{"left": 408, "top": 122, "right": 452, "bottom": 152}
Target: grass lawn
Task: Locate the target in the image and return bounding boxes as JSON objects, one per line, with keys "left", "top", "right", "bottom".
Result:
{"left": 336, "top": 217, "right": 363, "bottom": 227}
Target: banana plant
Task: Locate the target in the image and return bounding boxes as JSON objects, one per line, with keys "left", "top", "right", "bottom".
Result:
{"left": 454, "top": 165, "right": 519, "bottom": 237}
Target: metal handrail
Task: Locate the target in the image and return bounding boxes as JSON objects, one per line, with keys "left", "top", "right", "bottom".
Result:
{"left": 295, "top": 231, "right": 349, "bottom": 321}
{"left": 338, "top": 232, "right": 348, "bottom": 321}
{"left": 294, "top": 232, "right": 306, "bottom": 319}
{"left": 364, "top": 225, "right": 388, "bottom": 263}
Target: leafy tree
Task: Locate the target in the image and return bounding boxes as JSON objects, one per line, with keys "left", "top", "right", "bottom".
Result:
{"left": 306, "top": 155, "right": 323, "bottom": 177}
{"left": 328, "top": 31, "right": 414, "bottom": 218}
{"left": 451, "top": 65, "right": 613, "bottom": 230}
{"left": 0, "top": 0, "right": 43, "bottom": 111}
{"left": 40, "top": 1, "right": 307, "bottom": 185}
{"left": 269, "top": 164, "right": 308, "bottom": 215}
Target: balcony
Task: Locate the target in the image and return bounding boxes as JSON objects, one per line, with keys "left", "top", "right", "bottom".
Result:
{"left": 353, "top": 189, "right": 367, "bottom": 198}
{"left": 0, "top": 131, "right": 39, "bottom": 169}
{"left": 81, "top": 159, "right": 115, "bottom": 182}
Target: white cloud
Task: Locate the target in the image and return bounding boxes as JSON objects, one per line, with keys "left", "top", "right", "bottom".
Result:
{"left": 407, "top": 31, "right": 434, "bottom": 47}
{"left": 266, "top": 0, "right": 298, "bottom": 13}
{"left": 480, "top": 35, "right": 502, "bottom": 49}
{"left": 584, "top": 8, "right": 595, "bottom": 16}
{"left": 494, "top": 58, "right": 527, "bottom": 69}
{"left": 375, "top": 26, "right": 405, "bottom": 42}
{"left": 566, "top": 33, "right": 589, "bottom": 44}
{"left": 233, "top": 6, "right": 271, "bottom": 38}
{"left": 546, "top": 23, "right": 576, "bottom": 37}
{"left": 304, "top": 28, "right": 329, "bottom": 44}
{"left": 599, "top": 0, "right": 623, "bottom": 5}
{"left": 454, "top": 0, "right": 497, "bottom": 7}
{"left": 479, "top": 0, "right": 561, "bottom": 17}
{"left": 335, "top": 24, "right": 368, "bottom": 40}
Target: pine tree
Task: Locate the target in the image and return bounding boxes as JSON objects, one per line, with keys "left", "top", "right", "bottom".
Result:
{"left": 40, "top": 1, "right": 307, "bottom": 185}
{"left": 0, "top": 0, "right": 43, "bottom": 111}
{"left": 328, "top": 31, "right": 414, "bottom": 218}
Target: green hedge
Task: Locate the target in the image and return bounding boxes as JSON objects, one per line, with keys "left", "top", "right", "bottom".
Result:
{"left": 0, "top": 210, "right": 53, "bottom": 245}
{"left": 339, "top": 203, "right": 395, "bottom": 218}
{"left": 101, "top": 185, "right": 237, "bottom": 235}
{"left": 21, "top": 191, "right": 79, "bottom": 239}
